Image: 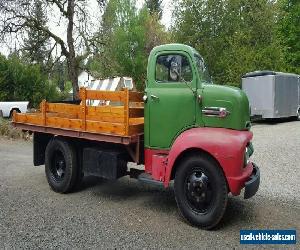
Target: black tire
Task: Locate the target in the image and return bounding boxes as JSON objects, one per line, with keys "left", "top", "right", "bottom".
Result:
{"left": 174, "top": 153, "right": 228, "bottom": 229}
{"left": 45, "top": 138, "right": 80, "bottom": 193}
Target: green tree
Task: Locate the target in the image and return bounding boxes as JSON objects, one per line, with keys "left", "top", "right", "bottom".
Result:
{"left": 22, "top": 0, "right": 50, "bottom": 68}
{"left": 277, "top": 0, "right": 300, "bottom": 73}
{"left": 88, "top": 0, "right": 169, "bottom": 90}
{"left": 0, "top": 54, "right": 62, "bottom": 107}
{"left": 173, "top": 0, "right": 286, "bottom": 87}
{"left": 0, "top": 0, "right": 107, "bottom": 100}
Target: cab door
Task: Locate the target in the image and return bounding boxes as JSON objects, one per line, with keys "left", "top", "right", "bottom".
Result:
{"left": 145, "top": 52, "right": 197, "bottom": 149}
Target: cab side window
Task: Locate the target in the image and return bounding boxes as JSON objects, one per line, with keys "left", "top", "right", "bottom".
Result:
{"left": 156, "top": 54, "right": 193, "bottom": 83}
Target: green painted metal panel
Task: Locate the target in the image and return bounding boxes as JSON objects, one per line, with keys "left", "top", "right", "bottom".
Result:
{"left": 144, "top": 43, "right": 251, "bottom": 149}
{"left": 145, "top": 46, "right": 198, "bottom": 149}
{"left": 201, "top": 84, "right": 251, "bottom": 130}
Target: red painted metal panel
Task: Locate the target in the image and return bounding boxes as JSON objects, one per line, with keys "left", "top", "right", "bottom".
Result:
{"left": 144, "top": 148, "right": 169, "bottom": 177}
{"left": 163, "top": 127, "right": 253, "bottom": 195}
{"left": 152, "top": 154, "right": 167, "bottom": 181}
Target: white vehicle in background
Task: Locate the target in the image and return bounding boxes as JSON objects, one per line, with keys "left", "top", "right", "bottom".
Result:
{"left": 0, "top": 101, "right": 29, "bottom": 118}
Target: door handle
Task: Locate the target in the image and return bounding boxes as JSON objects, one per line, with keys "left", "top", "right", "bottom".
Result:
{"left": 150, "top": 94, "right": 159, "bottom": 100}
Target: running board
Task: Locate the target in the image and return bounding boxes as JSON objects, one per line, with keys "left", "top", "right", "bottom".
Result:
{"left": 137, "top": 173, "right": 164, "bottom": 186}
{"left": 129, "top": 169, "right": 164, "bottom": 186}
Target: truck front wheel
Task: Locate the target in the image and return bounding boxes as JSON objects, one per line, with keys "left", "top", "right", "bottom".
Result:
{"left": 174, "top": 154, "right": 228, "bottom": 229}
{"left": 45, "top": 138, "right": 80, "bottom": 193}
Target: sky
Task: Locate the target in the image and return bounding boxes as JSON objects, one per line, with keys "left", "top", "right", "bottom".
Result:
{"left": 0, "top": 0, "right": 174, "bottom": 56}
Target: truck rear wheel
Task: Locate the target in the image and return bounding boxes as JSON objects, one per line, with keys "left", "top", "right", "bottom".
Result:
{"left": 174, "top": 154, "right": 228, "bottom": 229}
{"left": 45, "top": 138, "right": 80, "bottom": 193}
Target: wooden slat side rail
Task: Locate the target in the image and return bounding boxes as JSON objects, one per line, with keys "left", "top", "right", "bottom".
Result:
{"left": 15, "top": 114, "right": 126, "bottom": 136}
{"left": 129, "top": 91, "right": 144, "bottom": 102}
{"left": 129, "top": 107, "right": 144, "bottom": 118}
{"left": 13, "top": 88, "right": 145, "bottom": 137}
{"left": 47, "top": 118, "right": 125, "bottom": 135}
{"left": 13, "top": 122, "right": 140, "bottom": 145}
{"left": 87, "top": 106, "right": 124, "bottom": 115}
{"left": 14, "top": 113, "right": 43, "bottom": 125}
{"left": 123, "top": 88, "right": 129, "bottom": 136}
{"left": 86, "top": 114, "right": 124, "bottom": 123}
{"left": 47, "top": 113, "right": 78, "bottom": 119}
{"left": 47, "top": 117, "right": 82, "bottom": 130}
{"left": 86, "top": 120, "right": 125, "bottom": 135}
{"left": 129, "top": 117, "right": 144, "bottom": 125}
{"left": 41, "top": 100, "right": 46, "bottom": 126}
{"left": 47, "top": 103, "right": 81, "bottom": 117}
{"left": 80, "top": 88, "right": 126, "bottom": 102}
{"left": 128, "top": 123, "right": 144, "bottom": 136}
{"left": 86, "top": 105, "right": 125, "bottom": 123}
{"left": 130, "top": 102, "right": 144, "bottom": 108}
{"left": 81, "top": 88, "right": 87, "bottom": 131}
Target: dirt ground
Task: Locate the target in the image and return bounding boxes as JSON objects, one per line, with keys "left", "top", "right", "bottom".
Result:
{"left": 0, "top": 120, "right": 299, "bottom": 248}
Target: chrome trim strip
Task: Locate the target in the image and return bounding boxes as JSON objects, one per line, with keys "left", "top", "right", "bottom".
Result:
{"left": 202, "top": 107, "right": 230, "bottom": 118}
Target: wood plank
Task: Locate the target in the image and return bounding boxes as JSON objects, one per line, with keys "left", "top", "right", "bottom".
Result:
{"left": 129, "top": 117, "right": 144, "bottom": 125}
{"left": 86, "top": 120, "right": 125, "bottom": 135}
{"left": 41, "top": 100, "right": 46, "bottom": 126}
{"left": 81, "top": 88, "right": 87, "bottom": 131}
{"left": 46, "top": 117, "right": 82, "bottom": 130}
{"left": 80, "top": 89, "right": 126, "bottom": 102}
{"left": 46, "top": 112, "right": 78, "bottom": 119}
{"left": 87, "top": 105, "right": 124, "bottom": 116}
{"left": 15, "top": 113, "right": 43, "bottom": 125}
{"left": 129, "top": 91, "right": 144, "bottom": 102}
{"left": 123, "top": 88, "right": 129, "bottom": 136}
{"left": 129, "top": 107, "right": 144, "bottom": 118}
{"left": 128, "top": 123, "right": 144, "bottom": 135}
{"left": 14, "top": 113, "right": 143, "bottom": 137}
{"left": 86, "top": 114, "right": 124, "bottom": 123}
{"left": 47, "top": 103, "right": 81, "bottom": 116}
{"left": 129, "top": 102, "right": 144, "bottom": 108}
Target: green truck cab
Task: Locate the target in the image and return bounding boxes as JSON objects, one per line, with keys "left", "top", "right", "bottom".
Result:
{"left": 14, "top": 43, "right": 260, "bottom": 229}
{"left": 145, "top": 44, "right": 252, "bottom": 149}
{"left": 144, "top": 44, "right": 259, "bottom": 228}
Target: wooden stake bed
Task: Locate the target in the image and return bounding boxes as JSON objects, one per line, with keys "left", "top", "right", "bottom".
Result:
{"left": 12, "top": 88, "right": 144, "bottom": 145}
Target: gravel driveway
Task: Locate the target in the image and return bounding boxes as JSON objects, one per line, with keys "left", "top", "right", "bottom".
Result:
{"left": 0, "top": 120, "right": 299, "bottom": 249}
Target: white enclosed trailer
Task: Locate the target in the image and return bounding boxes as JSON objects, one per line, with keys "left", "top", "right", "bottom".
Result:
{"left": 242, "top": 71, "right": 300, "bottom": 119}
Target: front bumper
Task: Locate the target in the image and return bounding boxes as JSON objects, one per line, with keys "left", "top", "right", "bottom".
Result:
{"left": 244, "top": 163, "right": 260, "bottom": 199}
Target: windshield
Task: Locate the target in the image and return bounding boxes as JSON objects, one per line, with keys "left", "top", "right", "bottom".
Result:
{"left": 194, "top": 54, "right": 212, "bottom": 84}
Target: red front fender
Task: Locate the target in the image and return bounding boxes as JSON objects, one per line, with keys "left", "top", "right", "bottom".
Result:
{"left": 164, "top": 127, "right": 253, "bottom": 195}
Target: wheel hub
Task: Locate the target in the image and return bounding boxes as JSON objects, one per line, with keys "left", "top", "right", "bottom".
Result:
{"left": 51, "top": 151, "right": 66, "bottom": 181}
{"left": 188, "top": 172, "right": 209, "bottom": 202}
{"left": 56, "top": 160, "right": 65, "bottom": 177}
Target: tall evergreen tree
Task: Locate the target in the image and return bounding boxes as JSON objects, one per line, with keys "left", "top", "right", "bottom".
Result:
{"left": 23, "top": 0, "right": 50, "bottom": 67}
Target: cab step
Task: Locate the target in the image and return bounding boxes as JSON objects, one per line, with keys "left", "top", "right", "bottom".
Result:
{"left": 137, "top": 173, "right": 164, "bottom": 186}
{"left": 129, "top": 168, "right": 164, "bottom": 186}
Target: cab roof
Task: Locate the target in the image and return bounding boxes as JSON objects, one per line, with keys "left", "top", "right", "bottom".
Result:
{"left": 150, "top": 43, "right": 200, "bottom": 57}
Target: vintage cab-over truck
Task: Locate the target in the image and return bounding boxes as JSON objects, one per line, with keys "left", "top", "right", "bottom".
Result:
{"left": 13, "top": 44, "right": 260, "bottom": 229}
